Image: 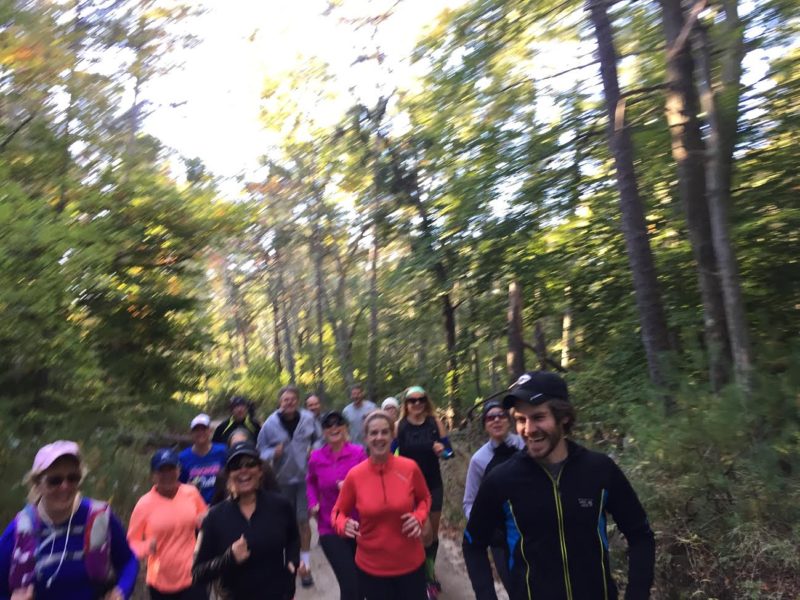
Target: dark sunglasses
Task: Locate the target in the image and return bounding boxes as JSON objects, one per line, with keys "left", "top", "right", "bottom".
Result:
{"left": 405, "top": 396, "right": 427, "bottom": 405}
{"left": 228, "top": 458, "right": 260, "bottom": 471}
{"left": 44, "top": 473, "right": 82, "bottom": 488}
{"left": 484, "top": 412, "right": 508, "bottom": 423}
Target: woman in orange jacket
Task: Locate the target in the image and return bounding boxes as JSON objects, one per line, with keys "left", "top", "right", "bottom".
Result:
{"left": 332, "top": 410, "right": 431, "bottom": 600}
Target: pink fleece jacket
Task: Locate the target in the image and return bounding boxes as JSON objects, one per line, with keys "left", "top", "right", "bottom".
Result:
{"left": 306, "top": 442, "right": 366, "bottom": 535}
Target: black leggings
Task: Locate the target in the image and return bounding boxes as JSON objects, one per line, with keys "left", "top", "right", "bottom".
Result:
{"left": 357, "top": 564, "right": 426, "bottom": 600}
{"left": 319, "top": 534, "right": 361, "bottom": 600}
{"left": 148, "top": 584, "right": 208, "bottom": 600}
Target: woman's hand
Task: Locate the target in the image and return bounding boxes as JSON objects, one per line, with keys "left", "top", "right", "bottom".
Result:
{"left": 102, "top": 586, "right": 124, "bottom": 600}
{"left": 11, "top": 585, "right": 33, "bottom": 600}
{"left": 148, "top": 538, "right": 157, "bottom": 555}
{"left": 309, "top": 504, "right": 320, "bottom": 519}
{"left": 273, "top": 443, "right": 284, "bottom": 460}
{"left": 343, "top": 518, "right": 361, "bottom": 538}
{"left": 432, "top": 441, "right": 445, "bottom": 456}
{"left": 231, "top": 534, "right": 251, "bottom": 564}
{"left": 400, "top": 513, "right": 422, "bottom": 538}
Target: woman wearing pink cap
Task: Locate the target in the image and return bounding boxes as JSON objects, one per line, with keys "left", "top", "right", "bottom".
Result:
{"left": 0, "top": 440, "right": 139, "bottom": 600}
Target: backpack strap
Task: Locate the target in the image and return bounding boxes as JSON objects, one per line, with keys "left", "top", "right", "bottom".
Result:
{"left": 83, "top": 500, "right": 113, "bottom": 584}
{"left": 9, "top": 504, "right": 39, "bottom": 590}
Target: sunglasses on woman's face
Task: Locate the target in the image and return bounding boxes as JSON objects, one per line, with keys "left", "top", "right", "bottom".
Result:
{"left": 44, "top": 473, "right": 82, "bottom": 488}
{"left": 229, "top": 459, "right": 260, "bottom": 472}
{"left": 406, "top": 396, "right": 427, "bottom": 405}
{"left": 484, "top": 412, "right": 507, "bottom": 423}
{"left": 323, "top": 419, "right": 345, "bottom": 429}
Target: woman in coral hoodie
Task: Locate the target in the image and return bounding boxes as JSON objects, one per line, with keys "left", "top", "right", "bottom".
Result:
{"left": 306, "top": 410, "right": 366, "bottom": 600}
{"left": 128, "top": 449, "right": 208, "bottom": 600}
{"left": 332, "top": 410, "right": 431, "bottom": 600}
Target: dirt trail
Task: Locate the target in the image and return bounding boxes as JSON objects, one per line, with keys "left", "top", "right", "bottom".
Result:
{"left": 295, "top": 522, "right": 508, "bottom": 600}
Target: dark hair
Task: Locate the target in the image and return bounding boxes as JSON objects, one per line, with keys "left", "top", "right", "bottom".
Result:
{"left": 229, "top": 395, "right": 248, "bottom": 407}
{"left": 548, "top": 398, "right": 576, "bottom": 434}
{"left": 278, "top": 385, "right": 300, "bottom": 400}
{"left": 349, "top": 382, "right": 363, "bottom": 393}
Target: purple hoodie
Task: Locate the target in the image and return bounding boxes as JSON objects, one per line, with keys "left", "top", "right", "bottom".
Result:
{"left": 306, "top": 443, "right": 366, "bottom": 535}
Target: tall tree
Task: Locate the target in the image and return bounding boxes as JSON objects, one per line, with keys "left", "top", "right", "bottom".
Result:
{"left": 587, "top": 0, "right": 674, "bottom": 405}
{"left": 659, "top": 0, "right": 731, "bottom": 389}
{"left": 692, "top": 0, "right": 753, "bottom": 387}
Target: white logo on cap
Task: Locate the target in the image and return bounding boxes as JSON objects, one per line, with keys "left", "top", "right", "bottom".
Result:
{"left": 515, "top": 373, "right": 532, "bottom": 386}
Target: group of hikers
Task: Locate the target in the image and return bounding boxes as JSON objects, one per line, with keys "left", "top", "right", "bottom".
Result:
{"left": 0, "top": 373, "right": 656, "bottom": 600}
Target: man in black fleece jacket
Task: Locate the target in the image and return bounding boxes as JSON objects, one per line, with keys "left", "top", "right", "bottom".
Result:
{"left": 463, "top": 371, "right": 655, "bottom": 600}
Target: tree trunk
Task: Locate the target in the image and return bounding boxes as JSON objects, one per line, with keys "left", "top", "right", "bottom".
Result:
{"left": 561, "top": 288, "right": 573, "bottom": 369}
{"left": 490, "top": 337, "right": 501, "bottom": 390}
{"left": 330, "top": 317, "right": 356, "bottom": 390}
{"left": 693, "top": 12, "right": 752, "bottom": 388}
{"left": 587, "top": 0, "right": 675, "bottom": 408}
{"left": 313, "top": 232, "right": 326, "bottom": 393}
{"left": 660, "top": 0, "right": 731, "bottom": 390}
{"left": 473, "top": 345, "right": 482, "bottom": 399}
{"left": 273, "top": 250, "right": 296, "bottom": 383}
{"left": 322, "top": 265, "right": 357, "bottom": 391}
{"left": 367, "top": 224, "right": 380, "bottom": 401}
{"left": 534, "top": 321, "right": 548, "bottom": 370}
{"left": 507, "top": 280, "right": 525, "bottom": 382}
{"left": 268, "top": 277, "right": 283, "bottom": 373}
{"left": 391, "top": 151, "right": 461, "bottom": 402}
{"left": 442, "top": 292, "right": 459, "bottom": 402}
{"left": 56, "top": 1, "right": 83, "bottom": 213}
{"left": 223, "top": 265, "right": 249, "bottom": 369}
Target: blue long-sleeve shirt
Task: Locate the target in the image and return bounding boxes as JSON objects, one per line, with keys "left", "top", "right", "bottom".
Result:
{"left": 0, "top": 497, "right": 139, "bottom": 600}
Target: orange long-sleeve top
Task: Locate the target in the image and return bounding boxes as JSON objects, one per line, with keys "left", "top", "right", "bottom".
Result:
{"left": 127, "top": 483, "right": 207, "bottom": 593}
{"left": 332, "top": 454, "right": 431, "bottom": 577}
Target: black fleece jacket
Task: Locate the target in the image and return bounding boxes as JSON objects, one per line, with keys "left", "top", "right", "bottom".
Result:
{"left": 463, "top": 440, "right": 655, "bottom": 600}
{"left": 193, "top": 489, "right": 299, "bottom": 600}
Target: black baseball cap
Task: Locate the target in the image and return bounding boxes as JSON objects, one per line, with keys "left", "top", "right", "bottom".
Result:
{"left": 502, "top": 371, "right": 569, "bottom": 409}
{"left": 226, "top": 440, "right": 260, "bottom": 468}
{"left": 321, "top": 410, "right": 346, "bottom": 429}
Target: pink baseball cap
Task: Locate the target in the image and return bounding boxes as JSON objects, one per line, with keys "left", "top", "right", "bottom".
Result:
{"left": 32, "top": 441, "right": 81, "bottom": 475}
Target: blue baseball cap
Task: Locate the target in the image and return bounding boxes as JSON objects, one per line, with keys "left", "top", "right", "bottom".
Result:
{"left": 150, "top": 448, "right": 180, "bottom": 471}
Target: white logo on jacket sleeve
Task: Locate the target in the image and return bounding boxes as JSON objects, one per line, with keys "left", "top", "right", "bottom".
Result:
{"left": 578, "top": 498, "right": 594, "bottom": 508}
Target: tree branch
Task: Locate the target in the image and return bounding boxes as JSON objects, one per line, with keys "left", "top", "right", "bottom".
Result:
{"left": 0, "top": 112, "right": 36, "bottom": 152}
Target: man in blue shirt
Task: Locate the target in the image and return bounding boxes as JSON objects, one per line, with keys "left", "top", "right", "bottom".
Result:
{"left": 179, "top": 413, "right": 228, "bottom": 505}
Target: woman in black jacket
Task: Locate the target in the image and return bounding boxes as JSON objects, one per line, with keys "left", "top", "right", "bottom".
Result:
{"left": 193, "top": 441, "right": 299, "bottom": 600}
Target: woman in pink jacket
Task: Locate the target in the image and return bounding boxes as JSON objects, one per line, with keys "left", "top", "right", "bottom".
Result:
{"left": 306, "top": 410, "right": 367, "bottom": 600}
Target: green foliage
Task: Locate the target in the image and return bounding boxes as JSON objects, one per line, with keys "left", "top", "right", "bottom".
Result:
{"left": 1, "top": 0, "right": 798, "bottom": 595}
{"left": 610, "top": 364, "right": 800, "bottom": 598}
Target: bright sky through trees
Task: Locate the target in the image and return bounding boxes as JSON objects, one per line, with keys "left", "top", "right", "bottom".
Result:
{"left": 143, "top": 0, "right": 468, "bottom": 186}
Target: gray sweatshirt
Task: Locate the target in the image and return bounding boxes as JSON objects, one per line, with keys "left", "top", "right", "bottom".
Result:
{"left": 257, "top": 408, "right": 322, "bottom": 485}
